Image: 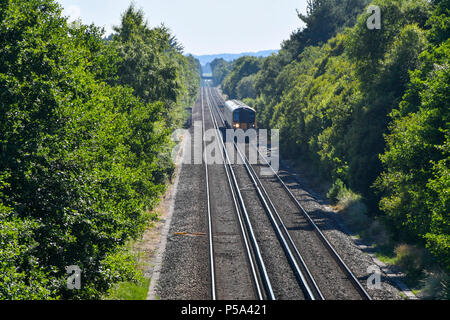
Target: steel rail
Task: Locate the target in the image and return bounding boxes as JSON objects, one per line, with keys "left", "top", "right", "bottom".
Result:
{"left": 249, "top": 142, "right": 372, "bottom": 300}
{"left": 201, "top": 87, "right": 216, "bottom": 300}
{"left": 203, "top": 85, "right": 264, "bottom": 300}
{"left": 204, "top": 85, "right": 276, "bottom": 300}
{"left": 204, "top": 86, "right": 265, "bottom": 300}
{"left": 235, "top": 142, "right": 325, "bottom": 300}
{"left": 208, "top": 87, "right": 318, "bottom": 300}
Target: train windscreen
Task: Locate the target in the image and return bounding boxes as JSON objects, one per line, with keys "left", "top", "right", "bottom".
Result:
{"left": 239, "top": 109, "right": 255, "bottom": 123}
{"left": 233, "top": 110, "right": 240, "bottom": 122}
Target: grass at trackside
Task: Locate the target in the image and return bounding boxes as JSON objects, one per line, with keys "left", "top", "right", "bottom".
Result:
{"left": 102, "top": 242, "right": 152, "bottom": 300}
{"left": 333, "top": 192, "right": 448, "bottom": 298}
{"left": 105, "top": 278, "right": 150, "bottom": 300}
{"left": 103, "top": 213, "right": 160, "bottom": 300}
{"left": 102, "top": 244, "right": 151, "bottom": 300}
{"left": 374, "top": 244, "right": 398, "bottom": 266}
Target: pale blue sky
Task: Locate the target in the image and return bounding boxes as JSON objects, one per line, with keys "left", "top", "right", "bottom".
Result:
{"left": 56, "top": 0, "right": 308, "bottom": 55}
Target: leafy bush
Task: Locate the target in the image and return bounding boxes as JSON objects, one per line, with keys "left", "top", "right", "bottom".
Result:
{"left": 420, "top": 271, "right": 450, "bottom": 300}
{"left": 395, "top": 244, "right": 427, "bottom": 280}
{"left": 215, "top": 0, "right": 448, "bottom": 275}
{"left": 327, "top": 179, "right": 347, "bottom": 203}
{"left": 0, "top": 0, "right": 199, "bottom": 299}
{"left": 376, "top": 1, "right": 449, "bottom": 270}
{"left": 210, "top": 58, "right": 232, "bottom": 87}
{"left": 222, "top": 56, "right": 263, "bottom": 99}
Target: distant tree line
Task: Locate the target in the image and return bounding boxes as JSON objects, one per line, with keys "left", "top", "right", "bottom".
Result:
{"left": 0, "top": 0, "right": 200, "bottom": 299}
{"left": 212, "top": 0, "right": 449, "bottom": 278}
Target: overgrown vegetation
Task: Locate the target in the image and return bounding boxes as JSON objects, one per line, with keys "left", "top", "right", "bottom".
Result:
{"left": 210, "top": 58, "right": 232, "bottom": 87}
{"left": 221, "top": 56, "right": 263, "bottom": 100}
{"left": 212, "top": 0, "right": 449, "bottom": 297}
{"left": 0, "top": 0, "right": 200, "bottom": 299}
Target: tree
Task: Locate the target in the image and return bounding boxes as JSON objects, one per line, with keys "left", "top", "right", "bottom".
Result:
{"left": 236, "top": 74, "right": 257, "bottom": 99}
{"left": 222, "top": 56, "right": 263, "bottom": 99}
{"left": 111, "top": 5, "right": 179, "bottom": 105}
{"left": 254, "top": 0, "right": 370, "bottom": 128}
{"left": 0, "top": 0, "right": 200, "bottom": 299}
{"left": 376, "top": 0, "right": 449, "bottom": 269}
{"left": 210, "top": 58, "right": 231, "bottom": 86}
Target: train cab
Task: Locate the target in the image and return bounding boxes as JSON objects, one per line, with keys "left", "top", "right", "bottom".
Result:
{"left": 224, "top": 100, "right": 257, "bottom": 130}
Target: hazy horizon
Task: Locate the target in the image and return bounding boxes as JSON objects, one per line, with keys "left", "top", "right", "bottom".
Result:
{"left": 191, "top": 49, "right": 277, "bottom": 56}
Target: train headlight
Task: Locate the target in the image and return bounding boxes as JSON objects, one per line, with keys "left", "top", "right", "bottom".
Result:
{"left": 235, "top": 123, "right": 240, "bottom": 129}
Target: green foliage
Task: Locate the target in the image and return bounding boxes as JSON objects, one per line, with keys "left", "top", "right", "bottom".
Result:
{"left": 345, "top": 19, "right": 429, "bottom": 197}
{"left": 104, "top": 278, "right": 150, "bottom": 300}
{"left": 253, "top": 0, "right": 431, "bottom": 200}
{"left": 109, "top": 4, "right": 200, "bottom": 129}
{"left": 420, "top": 271, "right": 450, "bottom": 300}
{"left": 394, "top": 244, "right": 429, "bottom": 282}
{"left": 252, "top": 0, "right": 370, "bottom": 113}
{"left": 296, "top": 0, "right": 371, "bottom": 51}
{"left": 220, "top": 0, "right": 449, "bottom": 274}
{"left": 111, "top": 6, "right": 178, "bottom": 104}
{"left": 346, "top": 0, "right": 430, "bottom": 89}
{"left": 210, "top": 58, "right": 232, "bottom": 86}
{"left": 0, "top": 201, "right": 57, "bottom": 299}
{"left": 327, "top": 179, "right": 347, "bottom": 202}
{"left": 236, "top": 74, "right": 257, "bottom": 100}
{"left": 377, "top": 29, "right": 449, "bottom": 270}
{"left": 222, "top": 56, "right": 263, "bottom": 99}
{"left": 0, "top": 0, "right": 199, "bottom": 299}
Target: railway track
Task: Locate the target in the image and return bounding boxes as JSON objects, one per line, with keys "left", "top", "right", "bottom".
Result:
{"left": 205, "top": 84, "right": 372, "bottom": 300}
{"left": 202, "top": 84, "right": 308, "bottom": 300}
{"left": 201, "top": 86, "right": 216, "bottom": 300}
{"left": 201, "top": 85, "right": 274, "bottom": 300}
{"left": 204, "top": 85, "right": 315, "bottom": 300}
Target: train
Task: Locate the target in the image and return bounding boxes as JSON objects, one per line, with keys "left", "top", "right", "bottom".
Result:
{"left": 223, "top": 100, "right": 257, "bottom": 130}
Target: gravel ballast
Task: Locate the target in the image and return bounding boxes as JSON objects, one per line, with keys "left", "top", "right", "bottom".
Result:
{"left": 156, "top": 93, "right": 210, "bottom": 300}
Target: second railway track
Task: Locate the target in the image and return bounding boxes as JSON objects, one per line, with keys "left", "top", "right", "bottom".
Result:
{"left": 203, "top": 84, "right": 308, "bottom": 300}
{"left": 205, "top": 83, "right": 372, "bottom": 300}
